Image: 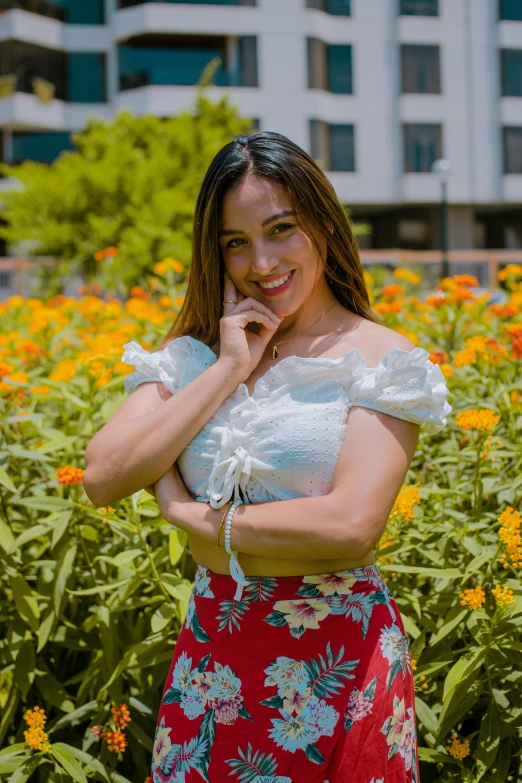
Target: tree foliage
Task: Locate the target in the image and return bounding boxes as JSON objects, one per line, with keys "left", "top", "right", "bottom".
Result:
{"left": 0, "top": 61, "right": 254, "bottom": 296}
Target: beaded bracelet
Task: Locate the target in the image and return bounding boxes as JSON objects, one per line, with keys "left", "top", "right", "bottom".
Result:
{"left": 224, "top": 498, "right": 249, "bottom": 600}
{"left": 216, "top": 500, "right": 233, "bottom": 547}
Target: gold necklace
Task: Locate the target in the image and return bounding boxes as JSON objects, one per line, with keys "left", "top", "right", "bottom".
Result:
{"left": 271, "top": 301, "right": 338, "bottom": 359}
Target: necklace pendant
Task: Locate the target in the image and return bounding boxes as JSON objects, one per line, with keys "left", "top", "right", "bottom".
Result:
{"left": 272, "top": 345, "right": 278, "bottom": 359}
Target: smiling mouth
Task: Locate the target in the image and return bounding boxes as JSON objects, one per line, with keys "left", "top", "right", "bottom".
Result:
{"left": 255, "top": 269, "right": 295, "bottom": 291}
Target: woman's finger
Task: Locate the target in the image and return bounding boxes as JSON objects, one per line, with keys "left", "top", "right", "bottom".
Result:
{"left": 225, "top": 296, "right": 281, "bottom": 325}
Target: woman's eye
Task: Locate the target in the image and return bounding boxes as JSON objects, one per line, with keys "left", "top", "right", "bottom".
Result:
{"left": 272, "top": 223, "right": 293, "bottom": 235}
{"left": 225, "top": 224, "right": 293, "bottom": 249}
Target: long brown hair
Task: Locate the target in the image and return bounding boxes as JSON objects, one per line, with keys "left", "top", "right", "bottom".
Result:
{"left": 158, "top": 131, "right": 383, "bottom": 350}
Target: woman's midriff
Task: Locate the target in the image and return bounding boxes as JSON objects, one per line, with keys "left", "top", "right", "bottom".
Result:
{"left": 187, "top": 533, "right": 375, "bottom": 577}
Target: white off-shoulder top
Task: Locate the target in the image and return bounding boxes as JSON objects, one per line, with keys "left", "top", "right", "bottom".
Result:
{"left": 121, "top": 336, "right": 452, "bottom": 511}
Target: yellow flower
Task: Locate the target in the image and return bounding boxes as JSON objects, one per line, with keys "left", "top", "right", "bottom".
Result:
{"left": 455, "top": 409, "right": 500, "bottom": 433}
{"left": 445, "top": 735, "right": 471, "bottom": 759}
{"left": 273, "top": 599, "right": 332, "bottom": 630}
{"left": 50, "top": 359, "right": 77, "bottom": 382}
{"left": 459, "top": 586, "right": 486, "bottom": 610}
{"left": 24, "top": 706, "right": 46, "bottom": 729}
{"left": 491, "top": 584, "right": 515, "bottom": 608}
{"left": 24, "top": 727, "right": 49, "bottom": 750}
{"left": 390, "top": 485, "right": 420, "bottom": 522}
{"left": 105, "top": 730, "right": 128, "bottom": 753}
{"left": 393, "top": 268, "right": 421, "bottom": 285}
{"left": 440, "top": 363, "right": 454, "bottom": 378}
{"left": 497, "top": 507, "right": 522, "bottom": 570}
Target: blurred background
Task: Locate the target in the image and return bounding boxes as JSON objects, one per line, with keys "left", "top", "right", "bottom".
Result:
{"left": 0, "top": 0, "right": 521, "bottom": 296}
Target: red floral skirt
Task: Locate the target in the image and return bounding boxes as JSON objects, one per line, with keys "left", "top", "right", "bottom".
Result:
{"left": 151, "top": 563, "right": 420, "bottom": 783}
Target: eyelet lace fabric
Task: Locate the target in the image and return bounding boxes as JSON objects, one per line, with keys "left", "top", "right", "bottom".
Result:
{"left": 121, "top": 336, "right": 452, "bottom": 510}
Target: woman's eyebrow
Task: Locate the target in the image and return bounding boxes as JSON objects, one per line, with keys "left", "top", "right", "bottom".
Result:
{"left": 218, "top": 210, "right": 296, "bottom": 237}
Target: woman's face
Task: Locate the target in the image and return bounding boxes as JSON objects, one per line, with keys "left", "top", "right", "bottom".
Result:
{"left": 219, "top": 172, "right": 329, "bottom": 317}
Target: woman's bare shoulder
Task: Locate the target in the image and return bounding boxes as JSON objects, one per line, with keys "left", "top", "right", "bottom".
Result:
{"left": 337, "top": 317, "right": 417, "bottom": 369}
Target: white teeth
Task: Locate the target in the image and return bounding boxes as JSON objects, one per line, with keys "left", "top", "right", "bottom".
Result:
{"left": 258, "top": 271, "right": 292, "bottom": 290}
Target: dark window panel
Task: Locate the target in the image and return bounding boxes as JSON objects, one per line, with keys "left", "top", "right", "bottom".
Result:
{"left": 307, "top": 37, "right": 327, "bottom": 89}
{"left": 119, "top": 38, "right": 229, "bottom": 89}
{"left": 330, "top": 123, "right": 355, "bottom": 171}
{"left": 11, "top": 131, "right": 75, "bottom": 163}
{"left": 306, "top": 0, "right": 351, "bottom": 15}
{"left": 0, "top": 1, "right": 105, "bottom": 23}
{"left": 118, "top": 0, "right": 256, "bottom": 6}
{"left": 499, "top": 0, "right": 522, "bottom": 21}
{"left": 401, "top": 44, "right": 441, "bottom": 94}
{"left": 403, "top": 123, "right": 442, "bottom": 172}
{"left": 503, "top": 127, "right": 522, "bottom": 173}
{"left": 310, "top": 119, "right": 355, "bottom": 171}
{"left": 501, "top": 49, "right": 522, "bottom": 97}
{"left": 327, "top": 44, "right": 353, "bottom": 94}
{"left": 400, "top": 0, "right": 438, "bottom": 15}
{"left": 238, "top": 36, "right": 258, "bottom": 87}
{"left": 0, "top": 40, "right": 66, "bottom": 100}
{"left": 67, "top": 53, "right": 106, "bottom": 102}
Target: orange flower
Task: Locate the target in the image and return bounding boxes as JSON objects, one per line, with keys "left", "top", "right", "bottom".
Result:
{"left": 111, "top": 703, "right": 132, "bottom": 729}
{"left": 105, "top": 730, "right": 128, "bottom": 753}
{"left": 452, "top": 274, "right": 479, "bottom": 288}
{"left": 56, "top": 466, "right": 85, "bottom": 485}
{"left": 95, "top": 246, "right": 119, "bottom": 262}
{"left": 428, "top": 350, "right": 448, "bottom": 365}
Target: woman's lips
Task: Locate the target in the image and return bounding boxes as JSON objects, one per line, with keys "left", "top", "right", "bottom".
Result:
{"left": 254, "top": 269, "right": 295, "bottom": 297}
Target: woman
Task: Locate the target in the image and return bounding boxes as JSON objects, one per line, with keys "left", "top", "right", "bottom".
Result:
{"left": 84, "top": 131, "right": 451, "bottom": 783}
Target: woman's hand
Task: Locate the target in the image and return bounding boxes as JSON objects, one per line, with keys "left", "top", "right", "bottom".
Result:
{"left": 153, "top": 463, "right": 194, "bottom": 525}
{"left": 217, "top": 269, "right": 283, "bottom": 381}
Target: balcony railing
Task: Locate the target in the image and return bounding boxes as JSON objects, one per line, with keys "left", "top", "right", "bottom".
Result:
{"left": 0, "top": 0, "right": 65, "bottom": 21}
{"left": 117, "top": 0, "right": 255, "bottom": 8}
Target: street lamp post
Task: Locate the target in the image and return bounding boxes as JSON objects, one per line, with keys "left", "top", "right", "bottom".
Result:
{"left": 431, "top": 158, "right": 451, "bottom": 280}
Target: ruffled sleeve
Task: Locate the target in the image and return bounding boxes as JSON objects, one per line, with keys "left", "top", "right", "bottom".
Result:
{"left": 121, "top": 335, "right": 217, "bottom": 396}
{"left": 348, "top": 347, "right": 452, "bottom": 434}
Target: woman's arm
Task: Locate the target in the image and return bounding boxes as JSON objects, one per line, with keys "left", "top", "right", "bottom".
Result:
{"left": 160, "top": 405, "right": 420, "bottom": 561}
{"left": 83, "top": 361, "right": 243, "bottom": 507}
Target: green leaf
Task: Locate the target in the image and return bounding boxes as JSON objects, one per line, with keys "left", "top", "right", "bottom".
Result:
{"left": 11, "top": 497, "right": 73, "bottom": 512}
{"left": 51, "top": 510, "right": 73, "bottom": 549}
{"left": 113, "top": 548, "right": 143, "bottom": 567}
{"left": 401, "top": 613, "right": 421, "bottom": 639}
{"left": 53, "top": 544, "right": 78, "bottom": 614}
{"left": 0, "top": 463, "right": 17, "bottom": 492}
{"left": 127, "top": 720, "right": 153, "bottom": 751}
{"left": 7, "top": 445, "right": 54, "bottom": 462}
{"left": 378, "top": 564, "right": 462, "bottom": 578}
{"left": 169, "top": 527, "right": 185, "bottom": 566}
{"left": 475, "top": 701, "right": 501, "bottom": 781}
{"left": 9, "top": 524, "right": 52, "bottom": 553}
{"left": 151, "top": 602, "right": 177, "bottom": 633}
{"left": 56, "top": 745, "right": 109, "bottom": 783}
{"left": 67, "top": 577, "right": 133, "bottom": 596}
{"left": 430, "top": 605, "right": 468, "bottom": 645}
{"left": 0, "top": 514, "right": 16, "bottom": 551}
{"left": 6, "top": 756, "right": 46, "bottom": 783}
{"left": 415, "top": 696, "right": 438, "bottom": 735}
{"left": 442, "top": 646, "right": 486, "bottom": 701}
{"left": 52, "top": 743, "right": 88, "bottom": 783}
{"left": 50, "top": 701, "right": 99, "bottom": 733}
{"left": 14, "top": 637, "right": 35, "bottom": 698}
{"left": 9, "top": 573, "right": 40, "bottom": 632}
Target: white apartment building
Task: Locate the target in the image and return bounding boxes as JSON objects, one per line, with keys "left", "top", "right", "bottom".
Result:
{"left": 0, "top": 0, "right": 521, "bottom": 260}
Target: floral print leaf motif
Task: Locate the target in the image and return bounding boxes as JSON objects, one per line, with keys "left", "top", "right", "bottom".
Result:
{"left": 304, "top": 642, "right": 359, "bottom": 699}
{"left": 265, "top": 599, "right": 332, "bottom": 638}
{"left": 380, "top": 694, "right": 417, "bottom": 777}
{"left": 305, "top": 742, "right": 326, "bottom": 765}
{"left": 152, "top": 717, "right": 209, "bottom": 783}
{"left": 335, "top": 592, "right": 379, "bottom": 639}
{"left": 259, "top": 694, "right": 285, "bottom": 709}
{"left": 197, "top": 652, "right": 211, "bottom": 673}
{"left": 185, "top": 594, "right": 212, "bottom": 644}
{"left": 217, "top": 599, "right": 250, "bottom": 633}
{"left": 226, "top": 742, "right": 279, "bottom": 782}
{"left": 344, "top": 675, "right": 377, "bottom": 732}
{"left": 244, "top": 576, "right": 278, "bottom": 602}
{"left": 379, "top": 623, "right": 411, "bottom": 691}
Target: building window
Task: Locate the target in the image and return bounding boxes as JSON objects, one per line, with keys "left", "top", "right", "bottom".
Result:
{"left": 0, "top": 271, "right": 11, "bottom": 288}
{"left": 400, "top": 0, "right": 438, "bottom": 15}
{"left": 2, "top": 1, "right": 105, "bottom": 23}
{"left": 401, "top": 45, "right": 441, "bottom": 93}
{"left": 503, "top": 127, "right": 522, "bottom": 173}
{"left": 403, "top": 123, "right": 442, "bottom": 172}
{"left": 118, "top": 0, "right": 256, "bottom": 6}
{"left": 306, "top": 0, "right": 351, "bottom": 15}
{"left": 501, "top": 50, "right": 522, "bottom": 97}
{"left": 499, "top": 0, "right": 522, "bottom": 21}
{"left": 310, "top": 119, "right": 355, "bottom": 171}
{"left": 119, "top": 34, "right": 257, "bottom": 90}
{"left": 67, "top": 53, "right": 106, "bottom": 102}
{"left": 307, "top": 39, "right": 353, "bottom": 94}
{"left": 11, "top": 132, "right": 75, "bottom": 164}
